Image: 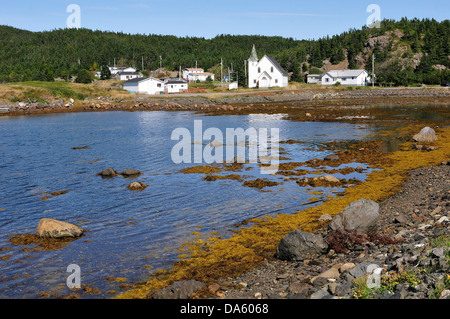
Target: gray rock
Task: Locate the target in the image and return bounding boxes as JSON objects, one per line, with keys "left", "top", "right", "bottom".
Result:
{"left": 309, "top": 289, "right": 332, "bottom": 299}
{"left": 275, "top": 230, "right": 328, "bottom": 261}
{"left": 431, "top": 247, "right": 445, "bottom": 259}
{"left": 413, "top": 127, "right": 438, "bottom": 143}
{"left": 346, "top": 262, "right": 379, "bottom": 280}
{"left": 394, "top": 213, "right": 408, "bottom": 224}
{"left": 287, "top": 282, "right": 313, "bottom": 298}
{"left": 329, "top": 199, "right": 380, "bottom": 233}
{"left": 152, "top": 280, "right": 206, "bottom": 299}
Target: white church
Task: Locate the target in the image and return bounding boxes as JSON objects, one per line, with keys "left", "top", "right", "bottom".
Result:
{"left": 248, "top": 45, "right": 289, "bottom": 88}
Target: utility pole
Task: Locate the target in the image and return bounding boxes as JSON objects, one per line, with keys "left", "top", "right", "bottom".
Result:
{"left": 221, "top": 58, "right": 223, "bottom": 83}
{"left": 142, "top": 57, "right": 144, "bottom": 72}
{"left": 372, "top": 53, "right": 375, "bottom": 88}
{"left": 160, "top": 56, "right": 162, "bottom": 69}
{"left": 244, "top": 60, "right": 247, "bottom": 82}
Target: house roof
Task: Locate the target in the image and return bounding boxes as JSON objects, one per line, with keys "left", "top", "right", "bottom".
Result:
{"left": 166, "top": 78, "right": 188, "bottom": 84}
{"left": 123, "top": 77, "right": 163, "bottom": 85}
{"left": 264, "top": 55, "right": 289, "bottom": 77}
{"left": 185, "top": 68, "right": 204, "bottom": 71}
{"left": 325, "top": 70, "right": 367, "bottom": 78}
{"left": 189, "top": 72, "right": 214, "bottom": 76}
{"left": 117, "top": 72, "right": 141, "bottom": 76}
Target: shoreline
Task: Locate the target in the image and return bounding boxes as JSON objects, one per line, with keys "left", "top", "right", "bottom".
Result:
{"left": 211, "top": 162, "right": 450, "bottom": 300}
{"left": 117, "top": 124, "right": 450, "bottom": 299}
{"left": 1, "top": 87, "right": 449, "bottom": 118}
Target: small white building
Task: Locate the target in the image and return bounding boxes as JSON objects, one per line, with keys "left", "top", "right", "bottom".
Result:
{"left": 123, "top": 77, "right": 164, "bottom": 95}
{"left": 108, "top": 66, "right": 137, "bottom": 76}
{"left": 164, "top": 78, "right": 188, "bottom": 93}
{"left": 321, "top": 70, "right": 369, "bottom": 86}
{"left": 307, "top": 74, "right": 323, "bottom": 84}
{"left": 115, "top": 71, "right": 142, "bottom": 81}
{"left": 183, "top": 68, "right": 215, "bottom": 83}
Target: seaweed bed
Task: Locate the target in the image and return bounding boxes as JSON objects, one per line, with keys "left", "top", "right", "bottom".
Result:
{"left": 117, "top": 118, "right": 450, "bottom": 299}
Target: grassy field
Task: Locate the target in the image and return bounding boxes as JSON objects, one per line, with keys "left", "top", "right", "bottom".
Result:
{"left": 0, "top": 80, "right": 133, "bottom": 104}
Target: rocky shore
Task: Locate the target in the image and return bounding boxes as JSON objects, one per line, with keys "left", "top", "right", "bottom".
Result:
{"left": 149, "top": 161, "right": 450, "bottom": 300}
{"left": 210, "top": 162, "right": 450, "bottom": 300}
{"left": 1, "top": 87, "right": 449, "bottom": 116}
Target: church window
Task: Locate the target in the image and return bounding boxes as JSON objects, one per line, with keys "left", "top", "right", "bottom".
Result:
{"left": 258, "top": 67, "right": 261, "bottom": 73}
{"left": 271, "top": 67, "right": 274, "bottom": 73}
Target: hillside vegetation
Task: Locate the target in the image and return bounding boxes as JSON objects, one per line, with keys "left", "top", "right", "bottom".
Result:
{"left": 0, "top": 18, "right": 448, "bottom": 86}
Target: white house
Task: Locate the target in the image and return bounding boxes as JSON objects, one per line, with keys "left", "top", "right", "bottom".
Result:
{"left": 183, "top": 68, "right": 215, "bottom": 82}
{"left": 164, "top": 78, "right": 189, "bottom": 93}
{"left": 108, "top": 66, "right": 137, "bottom": 75}
{"left": 307, "top": 74, "right": 323, "bottom": 84}
{"left": 123, "top": 77, "right": 164, "bottom": 95}
{"left": 321, "top": 70, "right": 369, "bottom": 86}
{"left": 115, "top": 71, "right": 143, "bottom": 81}
{"left": 248, "top": 45, "right": 289, "bottom": 88}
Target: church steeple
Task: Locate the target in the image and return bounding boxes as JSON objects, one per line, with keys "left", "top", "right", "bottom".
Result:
{"left": 249, "top": 44, "right": 258, "bottom": 62}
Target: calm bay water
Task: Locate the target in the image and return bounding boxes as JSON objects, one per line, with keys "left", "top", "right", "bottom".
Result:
{"left": 0, "top": 111, "right": 375, "bottom": 298}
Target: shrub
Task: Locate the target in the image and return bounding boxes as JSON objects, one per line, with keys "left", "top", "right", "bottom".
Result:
{"left": 75, "top": 69, "right": 93, "bottom": 84}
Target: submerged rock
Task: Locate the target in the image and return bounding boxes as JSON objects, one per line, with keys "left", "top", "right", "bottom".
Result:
{"left": 36, "top": 218, "right": 84, "bottom": 239}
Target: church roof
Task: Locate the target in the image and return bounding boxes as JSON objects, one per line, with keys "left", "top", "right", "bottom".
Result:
{"left": 264, "top": 55, "right": 289, "bottom": 77}
{"left": 249, "top": 44, "right": 258, "bottom": 62}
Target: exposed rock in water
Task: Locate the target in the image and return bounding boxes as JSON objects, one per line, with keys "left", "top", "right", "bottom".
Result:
{"left": 127, "top": 182, "right": 148, "bottom": 191}
{"left": 35, "top": 218, "right": 84, "bottom": 239}
{"left": 275, "top": 230, "right": 328, "bottom": 261}
{"left": 97, "top": 167, "right": 119, "bottom": 177}
{"left": 413, "top": 127, "right": 438, "bottom": 142}
{"left": 121, "top": 169, "right": 141, "bottom": 177}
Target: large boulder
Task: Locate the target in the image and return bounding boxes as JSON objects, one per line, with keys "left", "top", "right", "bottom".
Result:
{"left": 413, "top": 127, "right": 438, "bottom": 143}
{"left": 36, "top": 218, "right": 84, "bottom": 239}
{"left": 152, "top": 280, "right": 206, "bottom": 299}
{"left": 276, "top": 230, "right": 328, "bottom": 261}
{"left": 329, "top": 199, "right": 380, "bottom": 233}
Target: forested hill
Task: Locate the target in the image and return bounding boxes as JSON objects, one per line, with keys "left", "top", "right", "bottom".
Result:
{"left": 0, "top": 18, "right": 448, "bottom": 86}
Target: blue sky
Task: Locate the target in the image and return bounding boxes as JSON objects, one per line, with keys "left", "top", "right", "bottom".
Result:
{"left": 1, "top": 0, "right": 448, "bottom": 39}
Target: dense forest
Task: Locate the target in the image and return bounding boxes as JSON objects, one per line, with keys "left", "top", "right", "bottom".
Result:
{"left": 0, "top": 18, "right": 448, "bottom": 86}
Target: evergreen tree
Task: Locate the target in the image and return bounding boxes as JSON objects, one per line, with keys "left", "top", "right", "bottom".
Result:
{"left": 100, "top": 65, "right": 111, "bottom": 80}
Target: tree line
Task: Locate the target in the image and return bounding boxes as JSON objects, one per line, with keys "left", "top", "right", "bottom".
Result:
{"left": 0, "top": 17, "right": 448, "bottom": 86}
